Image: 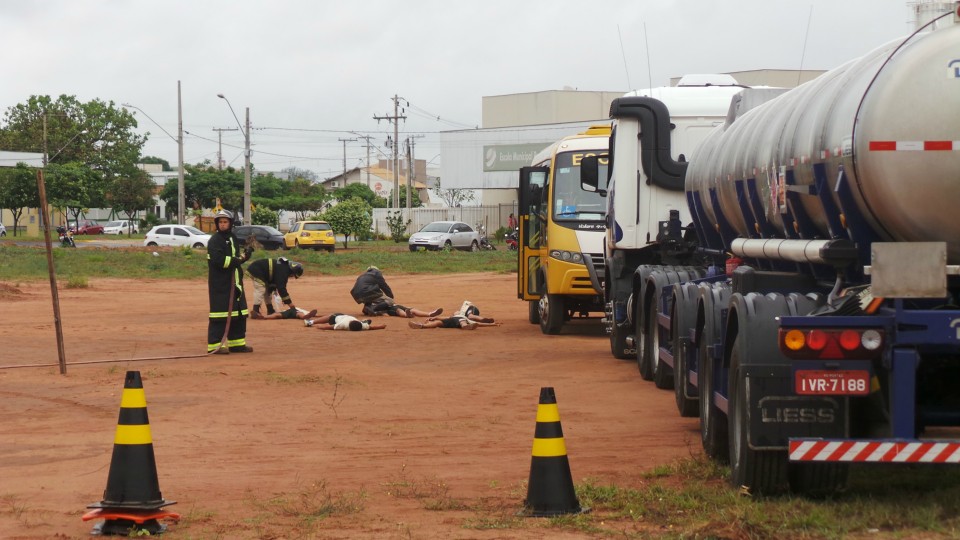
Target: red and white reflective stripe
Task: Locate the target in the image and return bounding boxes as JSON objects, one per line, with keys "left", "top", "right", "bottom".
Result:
{"left": 869, "top": 141, "right": 960, "bottom": 151}
{"left": 789, "top": 440, "right": 960, "bottom": 462}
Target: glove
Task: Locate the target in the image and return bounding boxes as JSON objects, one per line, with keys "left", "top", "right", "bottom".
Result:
{"left": 243, "top": 245, "right": 254, "bottom": 261}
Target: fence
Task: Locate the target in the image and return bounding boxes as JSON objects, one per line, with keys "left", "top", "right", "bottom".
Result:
{"left": 371, "top": 204, "right": 518, "bottom": 238}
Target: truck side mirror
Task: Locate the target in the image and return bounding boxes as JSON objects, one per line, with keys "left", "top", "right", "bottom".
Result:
{"left": 580, "top": 155, "right": 606, "bottom": 196}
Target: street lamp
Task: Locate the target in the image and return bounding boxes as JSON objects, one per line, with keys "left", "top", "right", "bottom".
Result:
{"left": 122, "top": 86, "right": 186, "bottom": 225}
{"left": 217, "top": 93, "right": 251, "bottom": 225}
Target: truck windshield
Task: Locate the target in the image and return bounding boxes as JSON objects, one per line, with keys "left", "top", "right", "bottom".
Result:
{"left": 552, "top": 151, "right": 607, "bottom": 222}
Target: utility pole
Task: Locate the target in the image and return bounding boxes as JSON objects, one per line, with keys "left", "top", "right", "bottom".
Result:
{"left": 338, "top": 137, "right": 356, "bottom": 186}
{"left": 356, "top": 135, "right": 374, "bottom": 188}
{"left": 405, "top": 134, "right": 424, "bottom": 209}
{"left": 212, "top": 127, "right": 238, "bottom": 171}
{"left": 177, "top": 81, "right": 185, "bottom": 225}
{"left": 373, "top": 95, "right": 406, "bottom": 208}
{"left": 243, "top": 107, "right": 251, "bottom": 225}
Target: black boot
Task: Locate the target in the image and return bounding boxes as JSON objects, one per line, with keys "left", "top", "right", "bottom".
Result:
{"left": 251, "top": 305, "right": 264, "bottom": 319}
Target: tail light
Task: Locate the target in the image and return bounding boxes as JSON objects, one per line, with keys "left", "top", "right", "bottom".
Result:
{"left": 779, "top": 327, "right": 884, "bottom": 359}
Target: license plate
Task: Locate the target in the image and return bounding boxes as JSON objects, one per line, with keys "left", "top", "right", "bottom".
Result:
{"left": 795, "top": 370, "right": 870, "bottom": 396}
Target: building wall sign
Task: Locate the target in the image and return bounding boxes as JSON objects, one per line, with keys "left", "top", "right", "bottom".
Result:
{"left": 482, "top": 143, "right": 551, "bottom": 172}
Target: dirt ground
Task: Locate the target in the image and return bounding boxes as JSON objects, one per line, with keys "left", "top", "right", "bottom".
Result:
{"left": 0, "top": 272, "right": 703, "bottom": 539}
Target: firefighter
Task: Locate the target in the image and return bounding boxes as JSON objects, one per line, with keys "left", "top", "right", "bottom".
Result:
{"left": 207, "top": 209, "right": 254, "bottom": 353}
{"left": 246, "top": 257, "right": 305, "bottom": 319}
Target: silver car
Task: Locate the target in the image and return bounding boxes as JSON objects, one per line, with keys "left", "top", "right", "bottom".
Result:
{"left": 408, "top": 221, "right": 480, "bottom": 252}
{"left": 143, "top": 225, "right": 211, "bottom": 249}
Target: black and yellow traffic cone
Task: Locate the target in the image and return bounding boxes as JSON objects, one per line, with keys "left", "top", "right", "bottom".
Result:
{"left": 83, "top": 371, "right": 179, "bottom": 535}
{"left": 523, "top": 387, "right": 587, "bottom": 516}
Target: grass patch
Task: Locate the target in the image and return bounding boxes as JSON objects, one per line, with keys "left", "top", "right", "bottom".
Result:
{"left": 65, "top": 275, "right": 88, "bottom": 288}
{"left": 382, "top": 469, "right": 469, "bottom": 511}
{"left": 244, "top": 479, "right": 365, "bottom": 534}
{"left": 0, "top": 243, "right": 516, "bottom": 281}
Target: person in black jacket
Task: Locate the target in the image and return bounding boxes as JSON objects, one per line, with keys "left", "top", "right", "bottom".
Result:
{"left": 349, "top": 266, "right": 442, "bottom": 318}
{"left": 246, "top": 257, "right": 305, "bottom": 319}
{"left": 207, "top": 209, "right": 254, "bottom": 353}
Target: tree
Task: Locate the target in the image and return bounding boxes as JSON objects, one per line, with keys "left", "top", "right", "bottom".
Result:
{"left": 281, "top": 178, "right": 329, "bottom": 221}
{"left": 320, "top": 197, "right": 372, "bottom": 249}
{"left": 396, "top": 187, "right": 423, "bottom": 208}
{"left": 0, "top": 95, "right": 144, "bottom": 182}
{"left": 107, "top": 169, "right": 156, "bottom": 231}
{"left": 385, "top": 210, "right": 411, "bottom": 243}
{"left": 333, "top": 182, "right": 386, "bottom": 207}
{"left": 0, "top": 163, "right": 40, "bottom": 236}
{"left": 280, "top": 166, "right": 317, "bottom": 182}
{"left": 430, "top": 178, "right": 475, "bottom": 207}
{"left": 43, "top": 162, "right": 107, "bottom": 228}
{"left": 252, "top": 206, "right": 278, "bottom": 227}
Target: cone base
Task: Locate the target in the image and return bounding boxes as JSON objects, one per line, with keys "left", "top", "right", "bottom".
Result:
{"left": 87, "top": 498, "right": 175, "bottom": 511}
{"left": 521, "top": 505, "right": 591, "bottom": 518}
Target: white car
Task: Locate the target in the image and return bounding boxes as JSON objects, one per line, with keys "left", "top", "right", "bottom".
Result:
{"left": 0, "top": 223, "right": 6, "bottom": 237}
{"left": 143, "top": 225, "right": 211, "bottom": 249}
{"left": 103, "top": 219, "right": 139, "bottom": 235}
{"left": 408, "top": 221, "right": 481, "bottom": 252}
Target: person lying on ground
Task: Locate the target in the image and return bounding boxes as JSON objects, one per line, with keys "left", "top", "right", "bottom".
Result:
{"left": 408, "top": 316, "right": 501, "bottom": 330}
{"left": 303, "top": 312, "right": 387, "bottom": 331}
{"left": 350, "top": 266, "right": 442, "bottom": 318}
{"left": 257, "top": 306, "right": 318, "bottom": 320}
{"left": 453, "top": 300, "right": 496, "bottom": 323}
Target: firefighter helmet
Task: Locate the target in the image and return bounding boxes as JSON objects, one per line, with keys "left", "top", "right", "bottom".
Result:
{"left": 214, "top": 209, "right": 234, "bottom": 228}
{"left": 289, "top": 261, "right": 304, "bottom": 279}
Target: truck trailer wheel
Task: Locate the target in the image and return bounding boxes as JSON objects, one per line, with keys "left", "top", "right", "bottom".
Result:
{"left": 671, "top": 283, "right": 700, "bottom": 417}
{"left": 728, "top": 337, "right": 788, "bottom": 495}
{"left": 651, "top": 300, "right": 674, "bottom": 390}
{"left": 609, "top": 320, "right": 631, "bottom": 359}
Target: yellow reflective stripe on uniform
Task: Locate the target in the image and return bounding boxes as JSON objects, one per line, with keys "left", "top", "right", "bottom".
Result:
{"left": 268, "top": 258, "right": 274, "bottom": 280}
{"left": 531, "top": 438, "right": 567, "bottom": 457}
{"left": 223, "top": 256, "right": 232, "bottom": 269}
{"left": 227, "top": 338, "right": 246, "bottom": 347}
{"left": 209, "top": 310, "right": 247, "bottom": 318}
{"left": 114, "top": 424, "right": 153, "bottom": 445}
{"left": 536, "top": 404, "right": 560, "bottom": 423}
{"left": 120, "top": 389, "right": 147, "bottom": 408}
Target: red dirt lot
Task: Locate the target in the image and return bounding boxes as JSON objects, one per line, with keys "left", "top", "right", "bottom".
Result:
{"left": 0, "top": 273, "right": 702, "bottom": 539}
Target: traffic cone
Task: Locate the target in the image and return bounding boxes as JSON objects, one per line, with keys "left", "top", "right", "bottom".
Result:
{"left": 523, "top": 387, "right": 587, "bottom": 516}
{"left": 84, "top": 371, "right": 178, "bottom": 535}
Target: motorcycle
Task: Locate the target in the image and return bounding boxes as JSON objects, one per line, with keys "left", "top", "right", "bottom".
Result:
{"left": 505, "top": 228, "right": 518, "bottom": 251}
{"left": 477, "top": 224, "right": 496, "bottom": 251}
{"left": 56, "top": 225, "right": 76, "bottom": 248}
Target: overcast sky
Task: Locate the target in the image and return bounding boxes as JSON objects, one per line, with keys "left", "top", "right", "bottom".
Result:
{"left": 1, "top": 0, "right": 920, "bottom": 179}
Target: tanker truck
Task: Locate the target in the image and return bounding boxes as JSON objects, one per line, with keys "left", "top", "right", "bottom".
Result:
{"left": 580, "top": 5, "right": 960, "bottom": 495}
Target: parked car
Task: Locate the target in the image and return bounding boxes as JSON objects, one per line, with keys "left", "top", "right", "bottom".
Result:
{"left": 103, "top": 219, "right": 139, "bottom": 235}
{"left": 408, "top": 221, "right": 481, "bottom": 252}
{"left": 69, "top": 219, "right": 104, "bottom": 235}
{"left": 235, "top": 225, "right": 286, "bottom": 251}
{"left": 283, "top": 221, "right": 336, "bottom": 252}
{"left": 0, "top": 223, "right": 6, "bottom": 237}
{"left": 143, "top": 225, "right": 211, "bottom": 249}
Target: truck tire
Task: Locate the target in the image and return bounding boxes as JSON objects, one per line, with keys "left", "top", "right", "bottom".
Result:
{"left": 672, "top": 283, "right": 700, "bottom": 417}
{"left": 637, "top": 305, "right": 653, "bottom": 380}
{"left": 728, "top": 336, "right": 788, "bottom": 495}
{"left": 698, "top": 332, "right": 728, "bottom": 461}
{"left": 528, "top": 300, "right": 540, "bottom": 324}
{"left": 651, "top": 300, "right": 673, "bottom": 390}
{"left": 539, "top": 291, "right": 565, "bottom": 335}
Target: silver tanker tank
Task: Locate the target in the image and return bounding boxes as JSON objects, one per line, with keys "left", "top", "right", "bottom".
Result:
{"left": 686, "top": 10, "right": 960, "bottom": 262}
